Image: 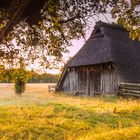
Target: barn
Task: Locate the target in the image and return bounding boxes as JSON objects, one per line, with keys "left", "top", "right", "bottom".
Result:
{"left": 56, "top": 21, "right": 140, "bottom": 96}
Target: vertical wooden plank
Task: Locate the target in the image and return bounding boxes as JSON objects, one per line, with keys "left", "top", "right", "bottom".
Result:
{"left": 60, "top": 63, "right": 123, "bottom": 96}
{"left": 87, "top": 68, "right": 90, "bottom": 96}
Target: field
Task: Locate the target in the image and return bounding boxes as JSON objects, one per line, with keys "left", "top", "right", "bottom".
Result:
{"left": 0, "top": 83, "right": 140, "bottom": 140}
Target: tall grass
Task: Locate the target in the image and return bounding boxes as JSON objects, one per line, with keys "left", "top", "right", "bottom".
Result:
{"left": 0, "top": 83, "right": 139, "bottom": 139}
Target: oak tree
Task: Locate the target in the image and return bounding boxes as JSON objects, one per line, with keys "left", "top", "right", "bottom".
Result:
{"left": 0, "top": 0, "right": 139, "bottom": 69}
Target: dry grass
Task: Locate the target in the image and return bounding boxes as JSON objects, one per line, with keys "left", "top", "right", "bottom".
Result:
{"left": 0, "top": 83, "right": 139, "bottom": 140}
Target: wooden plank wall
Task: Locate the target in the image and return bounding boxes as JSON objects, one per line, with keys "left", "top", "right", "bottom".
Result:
{"left": 100, "top": 64, "right": 122, "bottom": 94}
{"left": 60, "top": 63, "right": 122, "bottom": 95}
{"left": 77, "top": 68, "right": 88, "bottom": 95}
{"left": 61, "top": 71, "right": 70, "bottom": 92}
{"left": 61, "top": 68, "right": 78, "bottom": 93}
{"left": 69, "top": 68, "right": 78, "bottom": 92}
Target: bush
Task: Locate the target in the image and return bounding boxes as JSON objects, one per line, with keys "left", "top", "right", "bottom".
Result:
{"left": 14, "top": 78, "right": 26, "bottom": 95}
{"left": 13, "top": 67, "right": 29, "bottom": 95}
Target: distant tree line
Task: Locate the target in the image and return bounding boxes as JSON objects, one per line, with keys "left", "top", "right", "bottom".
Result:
{"left": 28, "top": 71, "right": 60, "bottom": 83}
{"left": 0, "top": 68, "right": 60, "bottom": 83}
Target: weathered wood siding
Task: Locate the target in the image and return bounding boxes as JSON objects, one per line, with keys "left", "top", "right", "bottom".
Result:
{"left": 61, "top": 68, "right": 78, "bottom": 93}
{"left": 100, "top": 64, "right": 122, "bottom": 94}
{"left": 60, "top": 63, "right": 123, "bottom": 95}
{"left": 77, "top": 68, "right": 88, "bottom": 95}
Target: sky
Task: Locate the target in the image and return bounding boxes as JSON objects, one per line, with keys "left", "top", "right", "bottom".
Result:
{"left": 47, "top": 13, "right": 116, "bottom": 74}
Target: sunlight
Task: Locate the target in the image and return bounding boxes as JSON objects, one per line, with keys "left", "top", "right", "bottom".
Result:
{"left": 47, "top": 69, "right": 60, "bottom": 74}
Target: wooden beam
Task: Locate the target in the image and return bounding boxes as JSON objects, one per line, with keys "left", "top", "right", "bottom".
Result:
{"left": 120, "top": 82, "right": 140, "bottom": 87}
{"left": 118, "top": 82, "right": 140, "bottom": 97}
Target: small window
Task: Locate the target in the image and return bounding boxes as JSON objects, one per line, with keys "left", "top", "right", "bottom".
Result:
{"left": 95, "top": 28, "right": 101, "bottom": 34}
{"left": 92, "top": 28, "right": 104, "bottom": 38}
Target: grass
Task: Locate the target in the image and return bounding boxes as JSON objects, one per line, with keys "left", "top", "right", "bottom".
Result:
{"left": 0, "top": 83, "right": 139, "bottom": 139}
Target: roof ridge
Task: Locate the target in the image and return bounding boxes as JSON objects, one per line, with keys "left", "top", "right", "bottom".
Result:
{"left": 95, "top": 21, "right": 127, "bottom": 31}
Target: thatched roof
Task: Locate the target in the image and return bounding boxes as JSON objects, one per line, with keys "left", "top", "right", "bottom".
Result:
{"left": 65, "top": 21, "right": 140, "bottom": 83}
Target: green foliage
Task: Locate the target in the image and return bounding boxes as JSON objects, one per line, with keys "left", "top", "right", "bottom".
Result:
{"left": 111, "top": 0, "right": 140, "bottom": 40}
{"left": 0, "top": 67, "right": 60, "bottom": 84}
{"left": 0, "top": 0, "right": 85, "bottom": 67}
{"left": 0, "top": 66, "right": 15, "bottom": 83}
{"left": 0, "top": 0, "right": 139, "bottom": 69}
{"left": 14, "top": 80, "right": 25, "bottom": 95}
{"left": 0, "top": 60, "right": 30, "bottom": 94}
{"left": 13, "top": 59, "right": 29, "bottom": 95}
{"left": 13, "top": 68, "right": 29, "bottom": 95}
{"left": 28, "top": 71, "right": 60, "bottom": 83}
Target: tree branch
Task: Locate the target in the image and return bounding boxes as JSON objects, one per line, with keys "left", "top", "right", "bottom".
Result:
{"left": 0, "top": 0, "right": 32, "bottom": 41}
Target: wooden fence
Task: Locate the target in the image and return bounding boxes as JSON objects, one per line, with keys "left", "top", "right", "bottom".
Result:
{"left": 48, "top": 84, "right": 56, "bottom": 93}
{"left": 118, "top": 83, "right": 140, "bottom": 97}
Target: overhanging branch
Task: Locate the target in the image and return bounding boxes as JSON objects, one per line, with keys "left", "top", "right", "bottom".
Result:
{"left": 0, "top": 0, "right": 32, "bottom": 41}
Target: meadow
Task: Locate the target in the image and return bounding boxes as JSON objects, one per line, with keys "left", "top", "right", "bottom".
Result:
{"left": 0, "top": 83, "right": 140, "bottom": 140}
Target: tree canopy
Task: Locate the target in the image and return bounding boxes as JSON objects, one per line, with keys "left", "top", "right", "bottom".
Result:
{"left": 0, "top": 0, "right": 140, "bottom": 70}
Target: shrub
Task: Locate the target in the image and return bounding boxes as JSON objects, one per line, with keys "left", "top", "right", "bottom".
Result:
{"left": 13, "top": 68, "right": 29, "bottom": 95}
{"left": 14, "top": 78, "right": 26, "bottom": 95}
